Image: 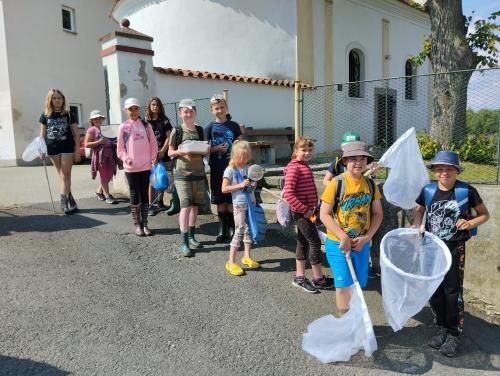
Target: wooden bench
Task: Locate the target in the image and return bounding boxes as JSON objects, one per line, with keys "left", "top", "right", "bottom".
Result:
{"left": 240, "top": 125, "right": 295, "bottom": 164}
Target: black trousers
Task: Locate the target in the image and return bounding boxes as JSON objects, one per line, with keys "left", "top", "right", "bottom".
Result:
{"left": 125, "top": 170, "right": 150, "bottom": 205}
{"left": 292, "top": 212, "right": 322, "bottom": 266}
{"left": 429, "top": 242, "right": 465, "bottom": 336}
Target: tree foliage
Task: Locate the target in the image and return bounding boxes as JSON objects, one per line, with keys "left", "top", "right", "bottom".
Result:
{"left": 466, "top": 108, "right": 500, "bottom": 134}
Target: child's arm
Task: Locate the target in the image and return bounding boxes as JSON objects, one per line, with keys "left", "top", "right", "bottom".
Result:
{"left": 319, "top": 201, "right": 352, "bottom": 255}
{"left": 167, "top": 129, "right": 186, "bottom": 158}
{"left": 283, "top": 165, "right": 308, "bottom": 214}
{"left": 70, "top": 122, "right": 81, "bottom": 163}
{"left": 351, "top": 199, "right": 383, "bottom": 252}
{"left": 116, "top": 125, "right": 129, "bottom": 163}
{"left": 221, "top": 177, "right": 250, "bottom": 194}
{"left": 322, "top": 171, "right": 334, "bottom": 187}
{"left": 457, "top": 203, "right": 489, "bottom": 230}
{"left": 84, "top": 129, "right": 105, "bottom": 149}
{"left": 147, "top": 124, "right": 158, "bottom": 164}
{"left": 411, "top": 204, "right": 426, "bottom": 228}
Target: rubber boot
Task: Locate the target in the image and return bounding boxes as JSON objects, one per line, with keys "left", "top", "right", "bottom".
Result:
{"left": 141, "top": 204, "right": 152, "bottom": 236}
{"left": 68, "top": 191, "right": 78, "bottom": 213}
{"left": 188, "top": 226, "right": 203, "bottom": 249}
{"left": 131, "top": 204, "right": 144, "bottom": 236}
{"left": 60, "top": 194, "right": 72, "bottom": 215}
{"left": 165, "top": 188, "right": 180, "bottom": 216}
{"left": 179, "top": 231, "right": 193, "bottom": 257}
{"left": 215, "top": 212, "right": 228, "bottom": 243}
{"left": 227, "top": 211, "right": 235, "bottom": 241}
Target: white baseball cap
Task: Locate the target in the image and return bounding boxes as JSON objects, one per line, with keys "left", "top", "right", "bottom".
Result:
{"left": 89, "top": 109, "right": 106, "bottom": 120}
{"left": 178, "top": 98, "right": 196, "bottom": 110}
{"left": 124, "top": 98, "right": 140, "bottom": 109}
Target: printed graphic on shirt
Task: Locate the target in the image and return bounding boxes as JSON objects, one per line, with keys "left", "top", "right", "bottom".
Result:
{"left": 340, "top": 192, "right": 371, "bottom": 238}
{"left": 46, "top": 115, "right": 71, "bottom": 141}
{"left": 427, "top": 199, "right": 461, "bottom": 241}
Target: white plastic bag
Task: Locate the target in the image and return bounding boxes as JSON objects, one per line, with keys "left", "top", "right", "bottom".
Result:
{"left": 22, "top": 137, "right": 47, "bottom": 162}
{"left": 380, "top": 228, "right": 451, "bottom": 331}
{"left": 378, "top": 127, "right": 429, "bottom": 209}
{"left": 302, "top": 282, "right": 377, "bottom": 363}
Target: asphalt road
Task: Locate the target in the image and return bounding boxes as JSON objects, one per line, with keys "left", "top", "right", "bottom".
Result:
{"left": 0, "top": 166, "right": 499, "bottom": 375}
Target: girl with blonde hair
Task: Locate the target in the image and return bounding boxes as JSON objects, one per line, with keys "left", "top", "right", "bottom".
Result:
{"left": 221, "top": 140, "right": 260, "bottom": 276}
{"left": 39, "top": 89, "right": 81, "bottom": 214}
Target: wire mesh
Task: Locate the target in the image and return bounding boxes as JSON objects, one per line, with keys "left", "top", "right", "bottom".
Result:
{"left": 300, "top": 68, "right": 500, "bottom": 184}
{"left": 164, "top": 97, "right": 213, "bottom": 128}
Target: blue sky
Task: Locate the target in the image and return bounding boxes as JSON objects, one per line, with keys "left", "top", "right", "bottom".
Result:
{"left": 462, "top": 0, "right": 499, "bottom": 19}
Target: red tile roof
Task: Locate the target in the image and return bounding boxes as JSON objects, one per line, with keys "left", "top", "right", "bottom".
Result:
{"left": 154, "top": 67, "right": 296, "bottom": 88}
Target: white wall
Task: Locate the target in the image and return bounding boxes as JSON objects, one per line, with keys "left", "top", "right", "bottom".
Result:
{"left": 0, "top": 1, "right": 16, "bottom": 164}
{"left": 1, "top": 0, "right": 116, "bottom": 165}
{"left": 113, "top": 0, "right": 298, "bottom": 80}
{"left": 154, "top": 74, "right": 294, "bottom": 129}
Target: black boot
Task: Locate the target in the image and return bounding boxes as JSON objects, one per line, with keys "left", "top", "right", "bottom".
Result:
{"left": 227, "top": 211, "right": 235, "bottom": 241}
{"left": 67, "top": 192, "right": 78, "bottom": 213}
{"left": 215, "top": 211, "right": 228, "bottom": 243}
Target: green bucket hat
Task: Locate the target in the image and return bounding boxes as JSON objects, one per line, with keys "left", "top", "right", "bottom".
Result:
{"left": 341, "top": 132, "right": 361, "bottom": 146}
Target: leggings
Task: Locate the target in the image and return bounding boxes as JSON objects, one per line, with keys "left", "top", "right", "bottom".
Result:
{"left": 125, "top": 170, "right": 150, "bottom": 205}
{"left": 292, "top": 212, "right": 322, "bottom": 266}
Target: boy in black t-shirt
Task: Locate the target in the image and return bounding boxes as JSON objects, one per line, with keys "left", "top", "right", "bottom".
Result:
{"left": 412, "top": 151, "right": 489, "bottom": 358}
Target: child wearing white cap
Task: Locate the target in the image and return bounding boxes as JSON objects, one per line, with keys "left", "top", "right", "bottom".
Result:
{"left": 117, "top": 98, "right": 158, "bottom": 236}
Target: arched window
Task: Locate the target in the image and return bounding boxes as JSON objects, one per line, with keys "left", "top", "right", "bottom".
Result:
{"left": 348, "top": 49, "right": 364, "bottom": 98}
{"left": 405, "top": 59, "right": 416, "bottom": 100}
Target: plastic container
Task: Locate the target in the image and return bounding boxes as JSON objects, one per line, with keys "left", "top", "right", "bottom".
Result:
{"left": 380, "top": 228, "right": 451, "bottom": 331}
{"left": 178, "top": 140, "right": 210, "bottom": 154}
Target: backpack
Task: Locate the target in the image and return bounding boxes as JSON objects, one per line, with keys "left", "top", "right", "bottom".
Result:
{"left": 122, "top": 118, "right": 151, "bottom": 153}
{"left": 332, "top": 174, "right": 376, "bottom": 215}
{"left": 423, "top": 180, "right": 477, "bottom": 236}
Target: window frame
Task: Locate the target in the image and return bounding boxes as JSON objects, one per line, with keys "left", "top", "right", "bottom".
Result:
{"left": 69, "top": 103, "right": 83, "bottom": 128}
{"left": 62, "top": 5, "right": 76, "bottom": 33}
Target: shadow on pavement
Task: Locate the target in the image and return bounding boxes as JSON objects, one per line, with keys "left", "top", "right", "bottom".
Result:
{"left": 0, "top": 355, "right": 69, "bottom": 376}
{"left": 360, "top": 308, "right": 500, "bottom": 374}
{"left": 0, "top": 209, "right": 105, "bottom": 236}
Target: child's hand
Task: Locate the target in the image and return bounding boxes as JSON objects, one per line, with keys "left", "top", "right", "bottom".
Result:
{"left": 351, "top": 235, "right": 370, "bottom": 252}
{"left": 339, "top": 235, "right": 352, "bottom": 256}
{"left": 125, "top": 157, "right": 133, "bottom": 166}
{"left": 240, "top": 179, "right": 251, "bottom": 189}
{"left": 303, "top": 210, "right": 314, "bottom": 219}
{"left": 456, "top": 218, "right": 471, "bottom": 230}
{"left": 151, "top": 158, "right": 157, "bottom": 165}
{"left": 218, "top": 143, "right": 228, "bottom": 153}
{"left": 73, "top": 151, "right": 81, "bottom": 163}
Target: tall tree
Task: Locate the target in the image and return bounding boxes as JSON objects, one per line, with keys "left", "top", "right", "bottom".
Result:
{"left": 412, "top": 1, "right": 499, "bottom": 148}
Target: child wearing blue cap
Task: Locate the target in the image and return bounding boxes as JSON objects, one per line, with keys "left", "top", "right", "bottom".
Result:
{"left": 412, "top": 150, "right": 489, "bottom": 357}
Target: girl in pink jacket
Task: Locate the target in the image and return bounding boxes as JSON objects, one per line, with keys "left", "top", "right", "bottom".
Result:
{"left": 117, "top": 98, "right": 158, "bottom": 236}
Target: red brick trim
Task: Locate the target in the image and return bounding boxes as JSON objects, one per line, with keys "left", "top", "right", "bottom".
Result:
{"left": 101, "top": 45, "right": 154, "bottom": 57}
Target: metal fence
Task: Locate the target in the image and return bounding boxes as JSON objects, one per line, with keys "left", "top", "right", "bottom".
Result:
{"left": 300, "top": 68, "right": 500, "bottom": 184}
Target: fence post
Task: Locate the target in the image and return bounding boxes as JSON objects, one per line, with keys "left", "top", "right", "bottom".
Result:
{"left": 223, "top": 89, "right": 229, "bottom": 105}
{"left": 294, "top": 81, "right": 302, "bottom": 141}
{"left": 496, "top": 116, "right": 500, "bottom": 185}
{"left": 384, "top": 79, "right": 389, "bottom": 150}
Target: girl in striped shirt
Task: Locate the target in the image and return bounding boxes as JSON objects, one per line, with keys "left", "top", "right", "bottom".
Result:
{"left": 283, "top": 137, "right": 333, "bottom": 293}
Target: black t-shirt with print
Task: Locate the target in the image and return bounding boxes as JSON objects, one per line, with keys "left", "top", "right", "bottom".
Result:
{"left": 149, "top": 116, "right": 173, "bottom": 161}
{"left": 416, "top": 182, "right": 482, "bottom": 244}
{"left": 205, "top": 120, "right": 241, "bottom": 170}
{"left": 39, "top": 112, "right": 74, "bottom": 149}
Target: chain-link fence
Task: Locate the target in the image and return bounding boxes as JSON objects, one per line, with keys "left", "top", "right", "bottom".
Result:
{"left": 300, "top": 68, "right": 500, "bottom": 184}
{"left": 164, "top": 97, "right": 213, "bottom": 128}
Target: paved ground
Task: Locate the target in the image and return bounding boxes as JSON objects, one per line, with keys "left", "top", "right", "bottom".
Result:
{"left": 0, "top": 165, "right": 499, "bottom": 376}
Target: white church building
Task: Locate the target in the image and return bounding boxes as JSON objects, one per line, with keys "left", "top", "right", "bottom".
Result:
{"left": 0, "top": 0, "right": 430, "bottom": 165}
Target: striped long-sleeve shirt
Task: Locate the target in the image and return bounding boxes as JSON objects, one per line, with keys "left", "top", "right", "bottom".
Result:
{"left": 283, "top": 159, "right": 318, "bottom": 214}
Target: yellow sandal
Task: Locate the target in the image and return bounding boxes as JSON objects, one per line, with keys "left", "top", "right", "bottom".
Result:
{"left": 226, "top": 262, "right": 244, "bottom": 276}
{"left": 241, "top": 257, "right": 260, "bottom": 269}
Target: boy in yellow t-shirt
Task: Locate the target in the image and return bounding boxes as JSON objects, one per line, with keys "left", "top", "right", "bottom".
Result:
{"left": 320, "top": 141, "right": 383, "bottom": 315}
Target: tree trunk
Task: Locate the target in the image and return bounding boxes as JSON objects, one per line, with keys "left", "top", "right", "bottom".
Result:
{"left": 428, "top": 0, "right": 478, "bottom": 148}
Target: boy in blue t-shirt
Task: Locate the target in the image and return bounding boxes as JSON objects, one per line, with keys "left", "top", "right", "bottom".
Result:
{"left": 412, "top": 151, "right": 489, "bottom": 357}
{"left": 205, "top": 94, "right": 242, "bottom": 243}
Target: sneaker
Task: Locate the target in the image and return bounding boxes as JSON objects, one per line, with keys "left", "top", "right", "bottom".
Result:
{"left": 226, "top": 262, "right": 244, "bottom": 276}
{"left": 440, "top": 334, "right": 461, "bottom": 357}
{"left": 105, "top": 195, "right": 117, "bottom": 204}
{"left": 311, "top": 275, "right": 334, "bottom": 290}
{"left": 292, "top": 276, "right": 319, "bottom": 293}
{"left": 368, "top": 267, "right": 378, "bottom": 279}
{"left": 241, "top": 257, "right": 260, "bottom": 269}
{"left": 95, "top": 192, "right": 105, "bottom": 201}
{"left": 148, "top": 205, "right": 159, "bottom": 216}
{"left": 428, "top": 326, "right": 448, "bottom": 349}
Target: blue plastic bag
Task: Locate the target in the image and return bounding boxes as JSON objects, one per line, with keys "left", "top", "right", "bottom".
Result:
{"left": 150, "top": 163, "right": 169, "bottom": 191}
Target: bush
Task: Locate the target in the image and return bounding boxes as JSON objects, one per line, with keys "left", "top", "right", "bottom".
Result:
{"left": 416, "top": 132, "right": 441, "bottom": 160}
{"left": 455, "top": 133, "right": 498, "bottom": 164}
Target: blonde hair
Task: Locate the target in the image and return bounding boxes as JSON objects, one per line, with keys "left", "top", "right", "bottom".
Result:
{"left": 291, "top": 137, "right": 314, "bottom": 159}
{"left": 229, "top": 140, "right": 252, "bottom": 168}
{"left": 44, "top": 89, "right": 67, "bottom": 117}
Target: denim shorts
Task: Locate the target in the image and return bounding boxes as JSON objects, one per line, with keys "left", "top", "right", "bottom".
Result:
{"left": 325, "top": 238, "right": 369, "bottom": 288}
